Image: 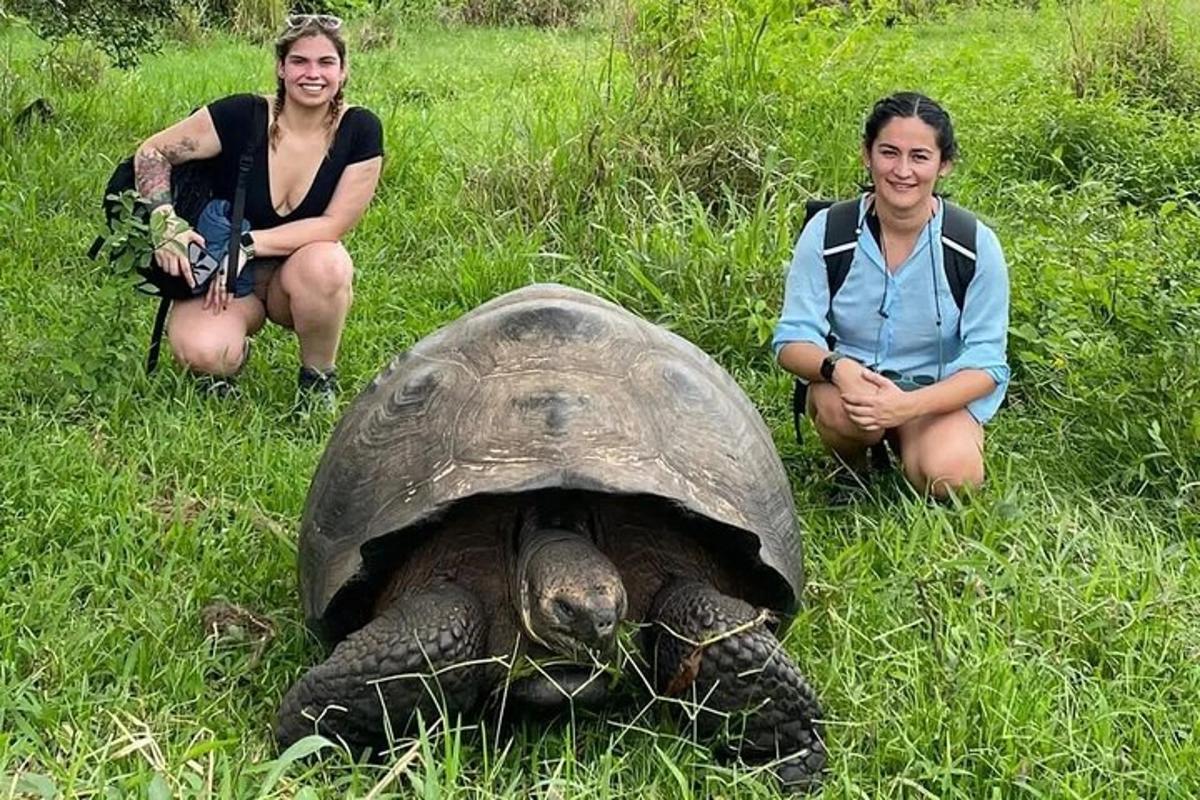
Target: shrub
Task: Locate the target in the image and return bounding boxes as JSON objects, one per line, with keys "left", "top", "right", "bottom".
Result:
{"left": 291, "top": 0, "right": 373, "bottom": 18}
{"left": 7, "top": 0, "right": 174, "bottom": 67}
{"left": 450, "top": 0, "right": 596, "bottom": 27}
{"left": 229, "top": 0, "right": 286, "bottom": 37}
{"left": 165, "top": 1, "right": 212, "bottom": 46}
{"left": 1065, "top": 0, "right": 1200, "bottom": 115}
{"left": 351, "top": 0, "right": 442, "bottom": 50}
{"left": 40, "top": 35, "right": 109, "bottom": 91}
{"left": 980, "top": 95, "right": 1200, "bottom": 207}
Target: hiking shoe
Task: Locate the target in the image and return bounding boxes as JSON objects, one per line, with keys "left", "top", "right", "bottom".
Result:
{"left": 869, "top": 441, "right": 892, "bottom": 473}
{"left": 196, "top": 374, "right": 237, "bottom": 398}
{"left": 825, "top": 463, "right": 871, "bottom": 506}
{"left": 295, "top": 366, "right": 338, "bottom": 416}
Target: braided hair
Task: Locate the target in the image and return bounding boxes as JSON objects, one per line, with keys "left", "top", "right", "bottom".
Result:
{"left": 268, "top": 81, "right": 286, "bottom": 151}
{"left": 326, "top": 84, "right": 344, "bottom": 138}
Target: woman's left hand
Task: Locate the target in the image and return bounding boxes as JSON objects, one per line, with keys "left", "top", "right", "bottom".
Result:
{"left": 841, "top": 370, "right": 920, "bottom": 431}
{"left": 203, "top": 247, "right": 249, "bottom": 313}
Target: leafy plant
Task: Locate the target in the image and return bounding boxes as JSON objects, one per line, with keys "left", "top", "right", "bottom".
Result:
{"left": 8, "top": 0, "right": 175, "bottom": 67}
{"left": 95, "top": 188, "right": 168, "bottom": 280}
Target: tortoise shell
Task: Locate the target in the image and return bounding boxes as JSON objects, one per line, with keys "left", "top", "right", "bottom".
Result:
{"left": 298, "top": 284, "right": 803, "bottom": 642}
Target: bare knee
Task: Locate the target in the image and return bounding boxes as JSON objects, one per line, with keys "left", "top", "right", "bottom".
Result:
{"left": 811, "top": 391, "right": 884, "bottom": 447}
{"left": 170, "top": 333, "right": 247, "bottom": 376}
{"left": 904, "top": 446, "right": 984, "bottom": 498}
{"left": 281, "top": 242, "right": 354, "bottom": 300}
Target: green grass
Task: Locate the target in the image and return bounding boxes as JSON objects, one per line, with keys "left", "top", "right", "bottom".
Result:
{"left": 2, "top": 1, "right": 1199, "bottom": 797}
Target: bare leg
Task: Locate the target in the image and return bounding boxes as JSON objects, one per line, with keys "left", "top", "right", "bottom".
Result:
{"left": 266, "top": 242, "right": 353, "bottom": 371}
{"left": 167, "top": 294, "right": 265, "bottom": 376}
{"left": 894, "top": 409, "right": 984, "bottom": 499}
{"left": 808, "top": 382, "right": 884, "bottom": 474}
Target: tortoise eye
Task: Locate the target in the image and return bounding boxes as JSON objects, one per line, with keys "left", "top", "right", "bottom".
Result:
{"left": 553, "top": 599, "right": 575, "bottom": 622}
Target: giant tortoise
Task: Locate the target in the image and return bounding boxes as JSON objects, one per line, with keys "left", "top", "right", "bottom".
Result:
{"left": 276, "top": 283, "right": 826, "bottom": 787}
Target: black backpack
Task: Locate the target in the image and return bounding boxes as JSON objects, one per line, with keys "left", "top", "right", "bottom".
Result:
{"left": 88, "top": 100, "right": 264, "bottom": 372}
{"left": 789, "top": 197, "right": 978, "bottom": 446}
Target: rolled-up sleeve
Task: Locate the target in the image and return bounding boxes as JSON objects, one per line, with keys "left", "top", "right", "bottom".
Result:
{"left": 946, "top": 223, "right": 1010, "bottom": 422}
{"left": 772, "top": 212, "right": 832, "bottom": 356}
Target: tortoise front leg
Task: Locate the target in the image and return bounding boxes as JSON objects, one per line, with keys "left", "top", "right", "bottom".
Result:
{"left": 276, "top": 582, "right": 488, "bottom": 752}
{"left": 645, "top": 579, "right": 827, "bottom": 790}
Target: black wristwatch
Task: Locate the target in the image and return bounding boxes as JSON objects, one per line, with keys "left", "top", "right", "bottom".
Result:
{"left": 819, "top": 352, "right": 845, "bottom": 382}
{"left": 240, "top": 231, "right": 256, "bottom": 259}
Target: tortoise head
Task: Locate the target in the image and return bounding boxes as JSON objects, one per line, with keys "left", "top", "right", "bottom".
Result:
{"left": 515, "top": 524, "right": 627, "bottom": 659}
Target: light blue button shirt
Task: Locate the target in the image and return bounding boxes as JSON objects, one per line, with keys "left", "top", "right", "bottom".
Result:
{"left": 772, "top": 196, "right": 1010, "bottom": 423}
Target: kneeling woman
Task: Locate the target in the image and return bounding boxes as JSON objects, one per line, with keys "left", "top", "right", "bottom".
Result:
{"left": 774, "top": 92, "right": 1009, "bottom": 498}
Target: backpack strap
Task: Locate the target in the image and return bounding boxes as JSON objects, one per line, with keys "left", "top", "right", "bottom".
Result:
{"left": 791, "top": 198, "right": 860, "bottom": 445}
{"left": 939, "top": 200, "right": 977, "bottom": 312}
{"left": 802, "top": 198, "right": 834, "bottom": 227}
{"left": 791, "top": 378, "right": 807, "bottom": 450}
{"left": 822, "top": 199, "right": 861, "bottom": 309}
{"left": 145, "top": 297, "right": 171, "bottom": 373}
{"left": 223, "top": 97, "right": 265, "bottom": 293}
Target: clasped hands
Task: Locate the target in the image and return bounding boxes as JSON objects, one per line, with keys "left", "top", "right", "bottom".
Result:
{"left": 832, "top": 359, "right": 918, "bottom": 432}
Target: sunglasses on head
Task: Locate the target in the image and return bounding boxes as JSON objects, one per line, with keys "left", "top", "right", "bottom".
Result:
{"left": 285, "top": 13, "right": 343, "bottom": 31}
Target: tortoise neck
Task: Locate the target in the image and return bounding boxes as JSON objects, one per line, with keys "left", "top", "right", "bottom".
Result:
{"left": 518, "top": 496, "right": 593, "bottom": 542}
{"left": 512, "top": 500, "right": 595, "bottom": 582}
{"left": 510, "top": 498, "right": 598, "bottom": 650}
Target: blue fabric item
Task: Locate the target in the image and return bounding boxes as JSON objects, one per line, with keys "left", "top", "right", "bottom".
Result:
{"left": 196, "top": 198, "right": 255, "bottom": 297}
{"left": 772, "top": 195, "right": 1011, "bottom": 424}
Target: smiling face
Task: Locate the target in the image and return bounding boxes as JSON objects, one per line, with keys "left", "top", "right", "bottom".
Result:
{"left": 276, "top": 33, "right": 346, "bottom": 109}
{"left": 863, "top": 115, "right": 953, "bottom": 215}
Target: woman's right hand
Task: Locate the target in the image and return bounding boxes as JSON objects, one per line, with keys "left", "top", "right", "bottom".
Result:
{"left": 831, "top": 358, "right": 876, "bottom": 395}
{"left": 151, "top": 207, "right": 206, "bottom": 289}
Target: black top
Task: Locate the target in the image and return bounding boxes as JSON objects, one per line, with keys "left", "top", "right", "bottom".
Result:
{"left": 205, "top": 93, "right": 384, "bottom": 229}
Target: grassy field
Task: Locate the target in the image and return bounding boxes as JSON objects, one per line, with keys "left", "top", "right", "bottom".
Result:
{"left": 2, "top": 0, "right": 1200, "bottom": 797}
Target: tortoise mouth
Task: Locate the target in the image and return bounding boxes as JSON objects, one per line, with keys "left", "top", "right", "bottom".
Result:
{"left": 504, "top": 662, "right": 612, "bottom": 711}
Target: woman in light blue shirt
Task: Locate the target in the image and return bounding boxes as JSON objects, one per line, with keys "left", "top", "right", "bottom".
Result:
{"left": 774, "top": 92, "right": 1009, "bottom": 498}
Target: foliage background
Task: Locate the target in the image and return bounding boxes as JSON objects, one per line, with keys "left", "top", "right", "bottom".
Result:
{"left": 1, "top": 0, "right": 1198, "bottom": 796}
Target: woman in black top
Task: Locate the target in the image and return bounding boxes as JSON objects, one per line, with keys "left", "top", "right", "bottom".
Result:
{"left": 133, "top": 15, "right": 383, "bottom": 403}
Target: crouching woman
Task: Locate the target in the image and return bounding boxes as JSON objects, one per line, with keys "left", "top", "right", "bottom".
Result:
{"left": 133, "top": 14, "right": 383, "bottom": 404}
{"left": 774, "top": 92, "right": 1010, "bottom": 499}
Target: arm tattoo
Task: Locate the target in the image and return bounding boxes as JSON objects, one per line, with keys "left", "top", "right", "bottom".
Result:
{"left": 161, "top": 137, "right": 199, "bottom": 165}
{"left": 133, "top": 138, "right": 199, "bottom": 206}
{"left": 134, "top": 149, "right": 172, "bottom": 206}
